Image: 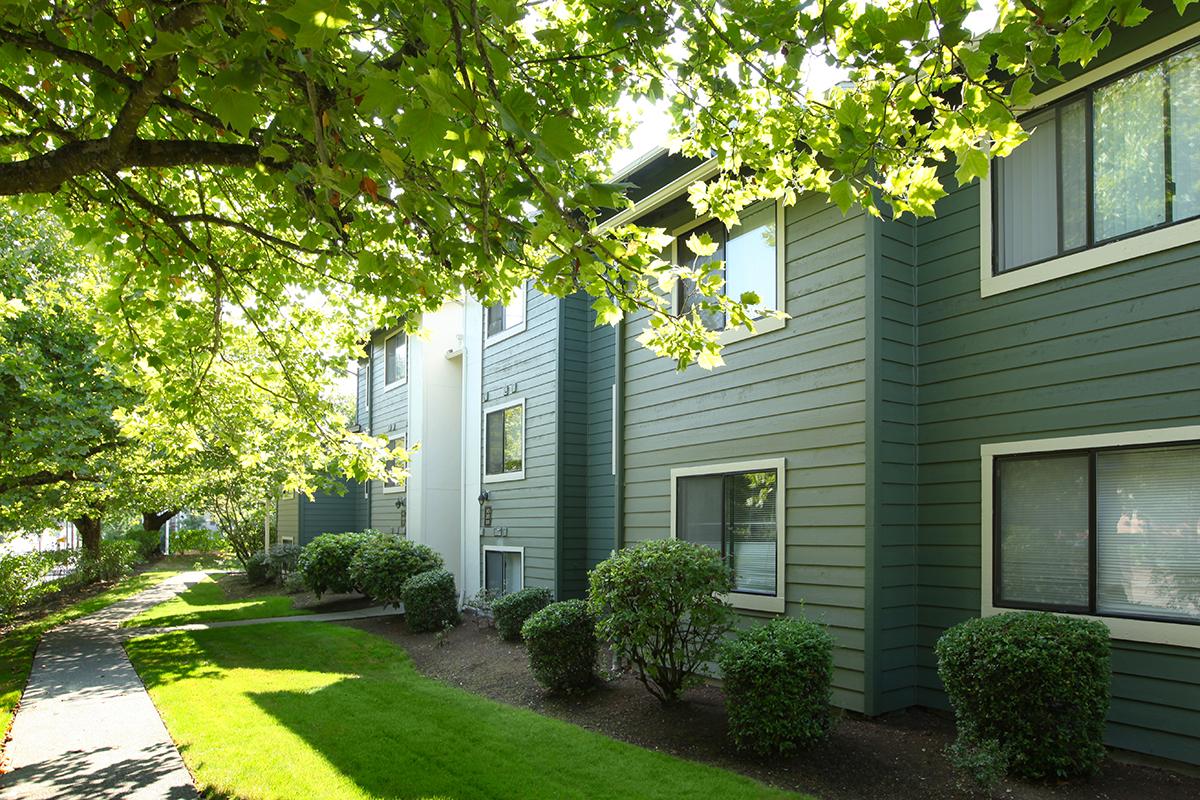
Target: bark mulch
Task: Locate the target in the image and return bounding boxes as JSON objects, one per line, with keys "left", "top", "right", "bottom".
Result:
{"left": 343, "top": 614, "right": 1200, "bottom": 800}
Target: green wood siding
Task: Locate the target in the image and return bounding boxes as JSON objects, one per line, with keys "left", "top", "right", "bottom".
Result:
{"left": 621, "top": 193, "right": 871, "bottom": 712}
{"left": 556, "top": 295, "right": 617, "bottom": 598}
{"left": 480, "top": 287, "right": 560, "bottom": 591}
{"left": 903, "top": 175, "right": 1200, "bottom": 764}
{"left": 368, "top": 328, "right": 408, "bottom": 535}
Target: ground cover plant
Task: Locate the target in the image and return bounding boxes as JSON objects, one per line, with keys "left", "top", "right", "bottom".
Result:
{"left": 124, "top": 574, "right": 309, "bottom": 628}
{"left": 0, "top": 559, "right": 198, "bottom": 752}
{"left": 126, "top": 622, "right": 805, "bottom": 800}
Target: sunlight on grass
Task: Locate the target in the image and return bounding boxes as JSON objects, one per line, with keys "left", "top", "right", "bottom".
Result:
{"left": 127, "top": 623, "right": 808, "bottom": 800}
{"left": 1, "top": 558, "right": 200, "bottom": 749}
{"left": 124, "top": 574, "right": 308, "bottom": 628}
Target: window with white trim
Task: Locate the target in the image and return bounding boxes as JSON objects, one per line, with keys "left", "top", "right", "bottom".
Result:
{"left": 382, "top": 436, "right": 406, "bottom": 493}
{"left": 484, "top": 400, "right": 524, "bottom": 480}
{"left": 672, "top": 459, "right": 786, "bottom": 611}
{"left": 483, "top": 548, "right": 523, "bottom": 595}
{"left": 675, "top": 199, "right": 780, "bottom": 330}
{"left": 994, "top": 442, "right": 1200, "bottom": 624}
{"left": 485, "top": 283, "right": 526, "bottom": 341}
{"left": 384, "top": 331, "right": 407, "bottom": 386}
{"left": 994, "top": 40, "right": 1200, "bottom": 274}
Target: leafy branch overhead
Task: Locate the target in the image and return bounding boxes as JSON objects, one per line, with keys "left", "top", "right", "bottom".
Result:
{"left": 0, "top": 0, "right": 1187, "bottom": 375}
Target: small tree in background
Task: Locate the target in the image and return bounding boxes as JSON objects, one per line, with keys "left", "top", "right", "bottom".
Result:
{"left": 588, "top": 539, "right": 734, "bottom": 703}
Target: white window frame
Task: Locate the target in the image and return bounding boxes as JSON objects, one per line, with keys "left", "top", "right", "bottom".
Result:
{"left": 484, "top": 282, "right": 528, "bottom": 345}
{"left": 382, "top": 330, "right": 408, "bottom": 389}
{"left": 670, "top": 457, "right": 787, "bottom": 613}
{"left": 482, "top": 397, "right": 526, "bottom": 483}
{"left": 669, "top": 201, "right": 787, "bottom": 345}
{"left": 981, "top": 425, "right": 1200, "bottom": 649}
{"left": 981, "top": 22, "right": 1200, "bottom": 297}
{"left": 381, "top": 434, "right": 407, "bottom": 495}
{"left": 482, "top": 545, "right": 525, "bottom": 594}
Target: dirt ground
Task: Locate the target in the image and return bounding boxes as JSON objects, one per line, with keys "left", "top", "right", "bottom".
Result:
{"left": 344, "top": 614, "right": 1200, "bottom": 800}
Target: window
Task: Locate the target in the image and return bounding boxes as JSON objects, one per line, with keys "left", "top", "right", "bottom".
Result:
{"left": 382, "top": 436, "right": 406, "bottom": 493}
{"left": 484, "top": 399, "right": 524, "bottom": 481}
{"left": 993, "top": 40, "right": 1200, "bottom": 275}
{"left": 987, "top": 432, "right": 1200, "bottom": 644}
{"left": 484, "top": 548, "right": 523, "bottom": 595}
{"left": 485, "top": 283, "right": 526, "bottom": 342}
{"left": 674, "top": 200, "right": 782, "bottom": 332}
{"left": 672, "top": 458, "right": 786, "bottom": 613}
{"left": 384, "top": 332, "right": 406, "bottom": 386}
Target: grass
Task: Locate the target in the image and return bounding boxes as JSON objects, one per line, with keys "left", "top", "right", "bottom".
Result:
{"left": 124, "top": 574, "right": 308, "bottom": 628}
{"left": 127, "top": 623, "right": 808, "bottom": 800}
{"left": 0, "top": 557, "right": 208, "bottom": 750}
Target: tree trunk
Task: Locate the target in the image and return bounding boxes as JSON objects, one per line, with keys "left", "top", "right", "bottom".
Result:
{"left": 74, "top": 514, "right": 103, "bottom": 556}
{"left": 141, "top": 509, "right": 178, "bottom": 531}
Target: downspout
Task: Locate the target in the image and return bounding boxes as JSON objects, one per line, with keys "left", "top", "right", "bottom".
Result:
{"left": 613, "top": 318, "right": 625, "bottom": 550}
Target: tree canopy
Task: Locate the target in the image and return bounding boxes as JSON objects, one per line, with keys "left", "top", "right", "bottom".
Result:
{"left": 1, "top": 0, "right": 1187, "bottom": 372}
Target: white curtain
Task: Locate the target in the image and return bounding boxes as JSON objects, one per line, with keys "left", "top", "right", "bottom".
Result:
{"left": 997, "top": 109, "right": 1060, "bottom": 271}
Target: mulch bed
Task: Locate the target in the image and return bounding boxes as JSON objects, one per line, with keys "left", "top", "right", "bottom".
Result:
{"left": 343, "top": 614, "right": 1200, "bottom": 800}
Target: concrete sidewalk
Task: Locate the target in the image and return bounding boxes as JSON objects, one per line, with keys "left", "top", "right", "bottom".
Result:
{"left": 0, "top": 571, "right": 402, "bottom": 799}
{"left": 0, "top": 572, "right": 206, "bottom": 800}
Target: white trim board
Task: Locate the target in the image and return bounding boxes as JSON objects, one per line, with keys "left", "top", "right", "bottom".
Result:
{"left": 669, "top": 457, "right": 788, "bottom": 614}
{"left": 980, "top": 425, "right": 1200, "bottom": 649}
{"left": 597, "top": 158, "right": 720, "bottom": 232}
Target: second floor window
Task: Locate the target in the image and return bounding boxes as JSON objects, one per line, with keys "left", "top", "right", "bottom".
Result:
{"left": 995, "top": 41, "right": 1200, "bottom": 273}
{"left": 484, "top": 400, "right": 524, "bottom": 480}
{"left": 384, "top": 331, "right": 406, "bottom": 386}
{"left": 486, "top": 283, "right": 526, "bottom": 341}
{"left": 382, "top": 437, "right": 406, "bottom": 493}
{"left": 676, "top": 199, "right": 778, "bottom": 330}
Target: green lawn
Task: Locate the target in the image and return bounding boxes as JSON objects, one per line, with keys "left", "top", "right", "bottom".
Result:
{"left": 0, "top": 558, "right": 203, "bottom": 748}
{"left": 124, "top": 574, "right": 308, "bottom": 628}
{"left": 127, "top": 623, "right": 806, "bottom": 800}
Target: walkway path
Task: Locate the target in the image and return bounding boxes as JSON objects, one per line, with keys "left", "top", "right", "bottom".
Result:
{"left": 0, "top": 572, "right": 400, "bottom": 799}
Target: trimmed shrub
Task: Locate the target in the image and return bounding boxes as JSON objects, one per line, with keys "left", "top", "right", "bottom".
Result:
{"left": 588, "top": 538, "right": 734, "bottom": 703}
{"left": 936, "top": 611, "right": 1111, "bottom": 780}
{"left": 266, "top": 543, "right": 302, "bottom": 582}
{"left": 401, "top": 568, "right": 459, "bottom": 632}
{"left": 296, "top": 531, "right": 373, "bottom": 597}
{"left": 0, "top": 552, "right": 55, "bottom": 620}
{"left": 522, "top": 600, "right": 597, "bottom": 693}
{"left": 719, "top": 617, "right": 835, "bottom": 756}
{"left": 245, "top": 551, "right": 272, "bottom": 585}
{"left": 120, "top": 526, "right": 162, "bottom": 560}
{"left": 492, "top": 586, "right": 552, "bottom": 641}
{"left": 348, "top": 535, "right": 444, "bottom": 607}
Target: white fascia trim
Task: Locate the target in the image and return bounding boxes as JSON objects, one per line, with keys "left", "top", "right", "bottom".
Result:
{"left": 980, "top": 425, "right": 1200, "bottom": 649}
{"left": 669, "top": 200, "right": 788, "bottom": 346}
{"left": 597, "top": 158, "right": 720, "bottom": 232}
{"left": 980, "top": 24, "right": 1200, "bottom": 298}
{"left": 483, "top": 283, "right": 528, "bottom": 346}
{"left": 482, "top": 397, "right": 526, "bottom": 484}
{"left": 670, "top": 457, "right": 788, "bottom": 615}
{"left": 608, "top": 146, "right": 669, "bottom": 182}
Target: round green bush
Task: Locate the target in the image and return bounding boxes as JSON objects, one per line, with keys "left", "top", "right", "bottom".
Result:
{"left": 120, "top": 526, "right": 162, "bottom": 560}
{"left": 588, "top": 538, "right": 734, "bottom": 703}
{"left": 935, "top": 611, "right": 1111, "bottom": 780}
{"left": 296, "top": 531, "right": 374, "bottom": 597}
{"left": 244, "top": 551, "right": 272, "bottom": 585}
{"left": 522, "top": 600, "right": 597, "bottom": 693}
{"left": 172, "top": 527, "right": 227, "bottom": 554}
{"left": 348, "top": 535, "right": 444, "bottom": 607}
{"left": 266, "top": 543, "right": 303, "bottom": 582}
{"left": 0, "top": 552, "right": 55, "bottom": 620}
{"left": 401, "top": 568, "right": 459, "bottom": 632}
{"left": 492, "top": 586, "right": 552, "bottom": 641}
{"left": 75, "top": 540, "right": 142, "bottom": 583}
{"left": 719, "top": 617, "right": 835, "bottom": 756}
